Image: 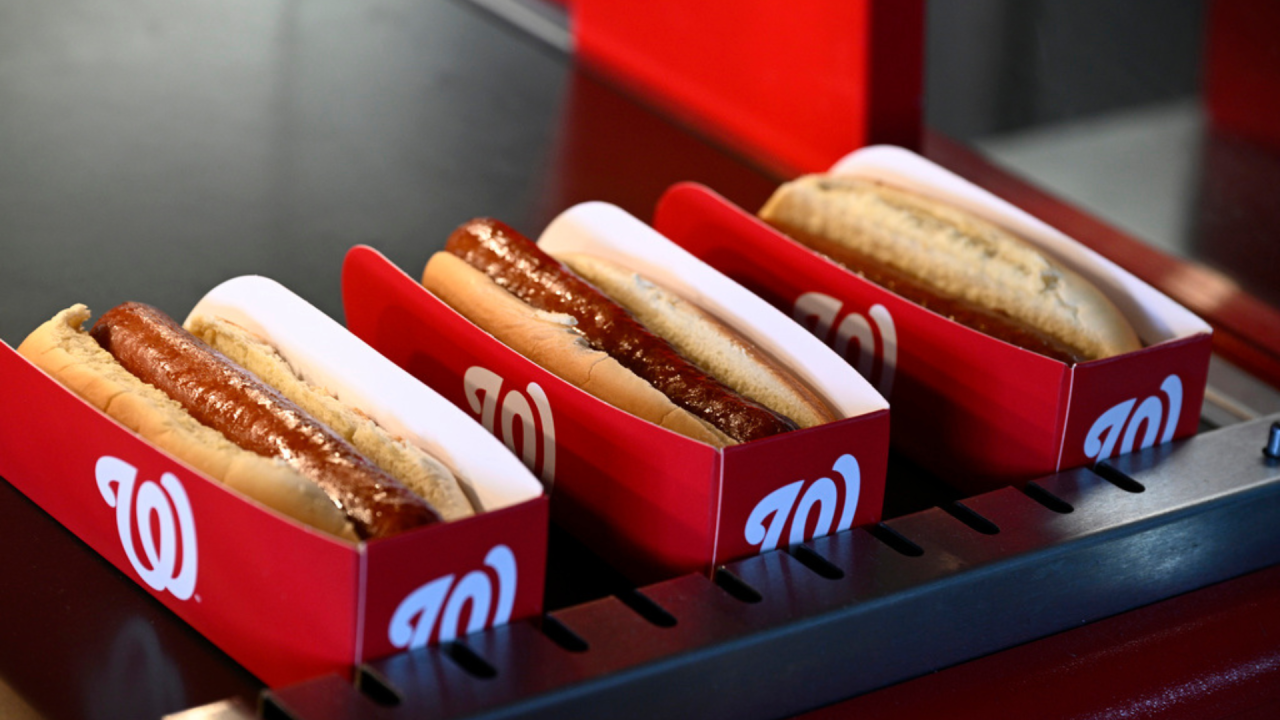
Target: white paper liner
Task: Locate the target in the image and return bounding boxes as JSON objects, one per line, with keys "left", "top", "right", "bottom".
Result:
{"left": 537, "top": 202, "right": 888, "bottom": 420}
{"left": 186, "top": 276, "right": 542, "bottom": 513}
{"left": 829, "top": 145, "right": 1210, "bottom": 346}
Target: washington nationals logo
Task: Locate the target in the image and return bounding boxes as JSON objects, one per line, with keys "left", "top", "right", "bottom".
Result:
{"left": 388, "top": 544, "right": 517, "bottom": 649}
{"left": 95, "top": 456, "right": 198, "bottom": 601}
{"left": 793, "top": 293, "right": 897, "bottom": 398}
{"left": 1084, "top": 374, "right": 1184, "bottom": 463}
{"left": 464, "top": 366, "right": 556, "bottom": 486}
{"left": 744, "top": 454, "right": 861, "bottom": 552}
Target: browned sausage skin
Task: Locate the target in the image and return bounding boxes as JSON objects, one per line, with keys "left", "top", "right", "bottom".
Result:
{"left": 445, "top": 218, "right": 798, "bottom": 443}
{"left": 90, "top": 302, "right": 440, "bottom": 539}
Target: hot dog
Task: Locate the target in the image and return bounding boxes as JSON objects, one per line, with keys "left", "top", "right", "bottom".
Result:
{"left": 18, "top": 301, "right": 474, "bottom": 540}
{"left": 758, "top": 175, "right": 1143, "bottom": 363}
{"left": 422, "top": 218, "right": 836, "bottom": 447}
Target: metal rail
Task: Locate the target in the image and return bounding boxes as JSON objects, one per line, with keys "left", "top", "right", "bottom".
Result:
{"left": 246, "top": 415, "right": 1280, "bottom": 720}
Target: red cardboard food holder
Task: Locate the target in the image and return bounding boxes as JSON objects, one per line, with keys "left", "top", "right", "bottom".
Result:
{"left": 653, "top": 146, "right": 1213, "bottom": 493}
{"left": 0, "top": 277, "right": 546, "bottom": 687}
{"left": 342, "top": 202, "right": 890, "bottom": 583}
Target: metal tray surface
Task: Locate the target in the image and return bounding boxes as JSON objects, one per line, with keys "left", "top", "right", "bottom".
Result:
{"left": 250, "top": 415, "right": 1280, "bottom": 720}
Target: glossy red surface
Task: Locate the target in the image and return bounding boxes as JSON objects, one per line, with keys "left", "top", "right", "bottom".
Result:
{"left": 800, "top": 564, "right": 1280, "bottom": 719}
{"left": 574, "top": 0, "right": 924, "bottom": 174}
{"left": 1205, "top": 0, "right": 1280, "bottom": 151}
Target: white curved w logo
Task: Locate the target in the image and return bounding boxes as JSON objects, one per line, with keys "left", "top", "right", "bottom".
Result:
{"left": 388, "top": 544, "right": 518, "bottom": 649}
{"left": 96, "top": 456, "right": 198, "bottom": 601}
{"left": 1084, "top": 375, "right": 1184, "bottom": 463}
{"left": 793, "top": 293, "right": 897, "bottom": 398}
{"left": 744, "top": 454, "right": 861, "bottom": 552}
{"left": 465, "top": 367, "right": 556, "bottom": 487}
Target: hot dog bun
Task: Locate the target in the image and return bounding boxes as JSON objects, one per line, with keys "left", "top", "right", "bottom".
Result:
{"left": 90, "top": 302, "right": 442, "bottom": 539}
{"left": 423, "top": 251, "right": 734, "bottom": 446}
{"left": 758, "top": 175, "right": 1143, "bottom": 363}
{"left": 18, "top": 305, "right": 357, "bottom": 539}
{"left": 422, "top": 219, "right": 837, "bottom": 446}
{"left": 19, "top": 301, "right": 476, "bottom": 540}
{"left": 185, "top": 314, "right": 474, "bottom": 522}
{"left": 557, "top": 253, "right": 836, "bottom": 430}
